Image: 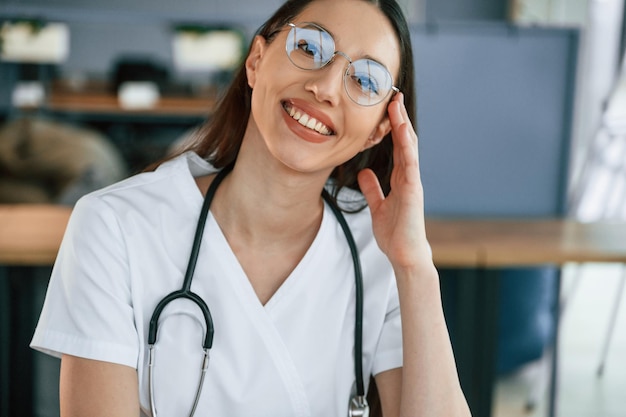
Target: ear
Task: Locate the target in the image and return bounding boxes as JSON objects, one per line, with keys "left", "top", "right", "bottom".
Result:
{"left": 245, "top": 36, "right": 267, "bottom": 89}
{"left": 361, "top": 117, "right": 391, "bottom": 151}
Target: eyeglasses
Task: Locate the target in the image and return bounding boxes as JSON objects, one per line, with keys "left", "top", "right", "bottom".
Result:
{"left": 285, "top": 22, "right": 399, "bottom": 107}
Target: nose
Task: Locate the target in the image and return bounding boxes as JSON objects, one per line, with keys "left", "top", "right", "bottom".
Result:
{"left": 304, "top": 54, "right": 350, "bottom": 106}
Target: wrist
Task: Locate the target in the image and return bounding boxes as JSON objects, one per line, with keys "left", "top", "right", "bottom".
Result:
{"left": 392, "top": 258, "right": 438, "bottom": 285}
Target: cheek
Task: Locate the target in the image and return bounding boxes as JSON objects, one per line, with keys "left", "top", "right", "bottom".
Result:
{"left": 249, "top": 87, "right": 272, "bottom": 138}
{"left": 349, "top": 108, "right": 387, "bottom": 137}
{"left": 248, "top": 76, "right": 286, "bottom": 143}
{"left": 249, "top": 64, "right": 282, "bottom": 112}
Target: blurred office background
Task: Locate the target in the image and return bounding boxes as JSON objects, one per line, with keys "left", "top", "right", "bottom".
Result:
{"left": 1, "top": 0, "right": 626, "bottom": 416}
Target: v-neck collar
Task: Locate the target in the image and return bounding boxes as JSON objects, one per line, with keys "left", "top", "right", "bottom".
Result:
{"left": 203, "top": 203, "right": 330, "bottom": 310}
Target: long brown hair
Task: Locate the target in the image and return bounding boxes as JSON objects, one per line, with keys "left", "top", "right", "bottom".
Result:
{"left": 178, "top": 0, "right": 416, "bottom": 204}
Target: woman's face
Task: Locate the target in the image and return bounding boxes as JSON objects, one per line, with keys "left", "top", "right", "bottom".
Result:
{"left": 245, "top": 0, "right": 401, "bottom": 176}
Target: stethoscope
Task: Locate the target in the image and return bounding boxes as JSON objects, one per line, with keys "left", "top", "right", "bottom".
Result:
{"left": 147, "top": 164, "right": 369, "bottom": 417}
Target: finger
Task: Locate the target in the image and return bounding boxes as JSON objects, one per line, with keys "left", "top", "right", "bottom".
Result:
{"left": 387, "top": 94, "right": 421, "bottom": 182}
{"left": 387, "top": 94, "right": 404, "bottom": 128}
{"left": 358, "top": 168, "right": 385, "bottom": 210}
{"left": 388, "top": 92, "right": 410, "bottom": 127}
{"left": 388, "top": 99, "right": 417, "bottom": 164}
{"left": 388, "top": 93, "right": 416, "bottom": 143}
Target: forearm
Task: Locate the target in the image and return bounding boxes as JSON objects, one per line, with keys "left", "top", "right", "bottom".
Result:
{"left": 394, "top": 262, "right": 471, "bottom": 417}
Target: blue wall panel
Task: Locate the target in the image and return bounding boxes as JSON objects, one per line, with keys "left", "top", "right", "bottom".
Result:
{"left": 412, "top": 24, "right": 579, "bottom": 217}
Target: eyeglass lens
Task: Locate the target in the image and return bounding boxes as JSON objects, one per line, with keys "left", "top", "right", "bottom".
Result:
{"left": 285, "top": 22, "right": 395, "bottom": 106}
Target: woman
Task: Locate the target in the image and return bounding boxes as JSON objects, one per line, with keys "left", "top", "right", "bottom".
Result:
{"left": 31, "top": 0, "right": 471, "bottom": 416}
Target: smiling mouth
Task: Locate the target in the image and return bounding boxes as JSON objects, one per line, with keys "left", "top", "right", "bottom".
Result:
{"left": 282, "top": 102, "right": 334, "bottom": 136}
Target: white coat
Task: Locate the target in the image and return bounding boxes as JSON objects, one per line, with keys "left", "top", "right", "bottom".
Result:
{"left": 31, "top": 152, "right": 402, "bottom": 416}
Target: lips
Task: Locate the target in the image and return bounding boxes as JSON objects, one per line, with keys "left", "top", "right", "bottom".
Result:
{"left": 282, "top": 101, "right": 334, "bottom": 136}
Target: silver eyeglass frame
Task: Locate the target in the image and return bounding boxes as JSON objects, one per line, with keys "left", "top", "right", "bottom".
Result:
{"left": 284, "top": 21, "right": 400, "bottom": 107}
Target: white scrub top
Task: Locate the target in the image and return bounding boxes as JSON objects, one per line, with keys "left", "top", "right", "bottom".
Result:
{"left": 31, "top": 152, "right": 402, "bottom": 417}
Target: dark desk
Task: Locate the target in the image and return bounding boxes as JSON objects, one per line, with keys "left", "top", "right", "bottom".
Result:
{"left": 427, "top": 218, "right": 626, "bottom": 417}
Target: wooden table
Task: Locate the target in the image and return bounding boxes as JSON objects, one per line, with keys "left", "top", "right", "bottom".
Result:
{"left": 0, "top": 205, "right": 72, "bottom": 266}
{"left": 428, "top": 218, "right": 626, "bottom": 267}
{"left": 0, "top": 205, "right": 72, "bottom": 416}
{"left": 13, "top": 210, "right": 626, "bottom": 267}
{"left": 3, "top": 207, "right": 626, "bottom": 416}
{"left": 427, "top": 218, "right": 626, "bottom": 417}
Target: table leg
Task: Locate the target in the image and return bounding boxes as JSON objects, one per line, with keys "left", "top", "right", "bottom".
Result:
{"left": 1, "top": 265, "right": 64, "bottom": 417}
{"left": 548, "top": 269, "right": 562, "bottom": 417}
{"left": 440, "top": 268, "right": 499, "bottom": 417}
{"left": 0, "top": 267, "right": 9, "bottom": 417}
{"left": 8, "top": 266, "right": 37, "bottom": 417}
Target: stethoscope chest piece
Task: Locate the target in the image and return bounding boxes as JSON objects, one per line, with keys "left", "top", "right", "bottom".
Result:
{"left": 348, "top": 395, "right": 370, "bottom": 417}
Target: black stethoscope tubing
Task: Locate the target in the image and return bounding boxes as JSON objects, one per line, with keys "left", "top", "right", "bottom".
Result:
{"left": 147, "top": 163, "right": 367, "bottom": 415}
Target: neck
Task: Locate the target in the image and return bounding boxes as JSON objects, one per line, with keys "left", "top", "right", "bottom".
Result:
{"left": 210, "top": 161, "right": 329, "bottom": 249}
{"left": 214, "top": 116, "right": 337, "bottom": 240}
{"left": 214, "top": 172, "right": 324, "bottom": 242}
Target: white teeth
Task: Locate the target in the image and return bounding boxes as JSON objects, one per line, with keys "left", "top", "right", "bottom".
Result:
{"left": 284, "top": 103, "right": 332, "bottom": 135}
{"left": 305, "top": 118, "right": 317, "bottom": 130}
{"left": 315, "top": 121, "right": 331, "bottom": 135}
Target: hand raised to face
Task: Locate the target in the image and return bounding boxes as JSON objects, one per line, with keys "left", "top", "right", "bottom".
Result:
{"left": 358, "top": 92, "right": 429, "bottom": 269}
